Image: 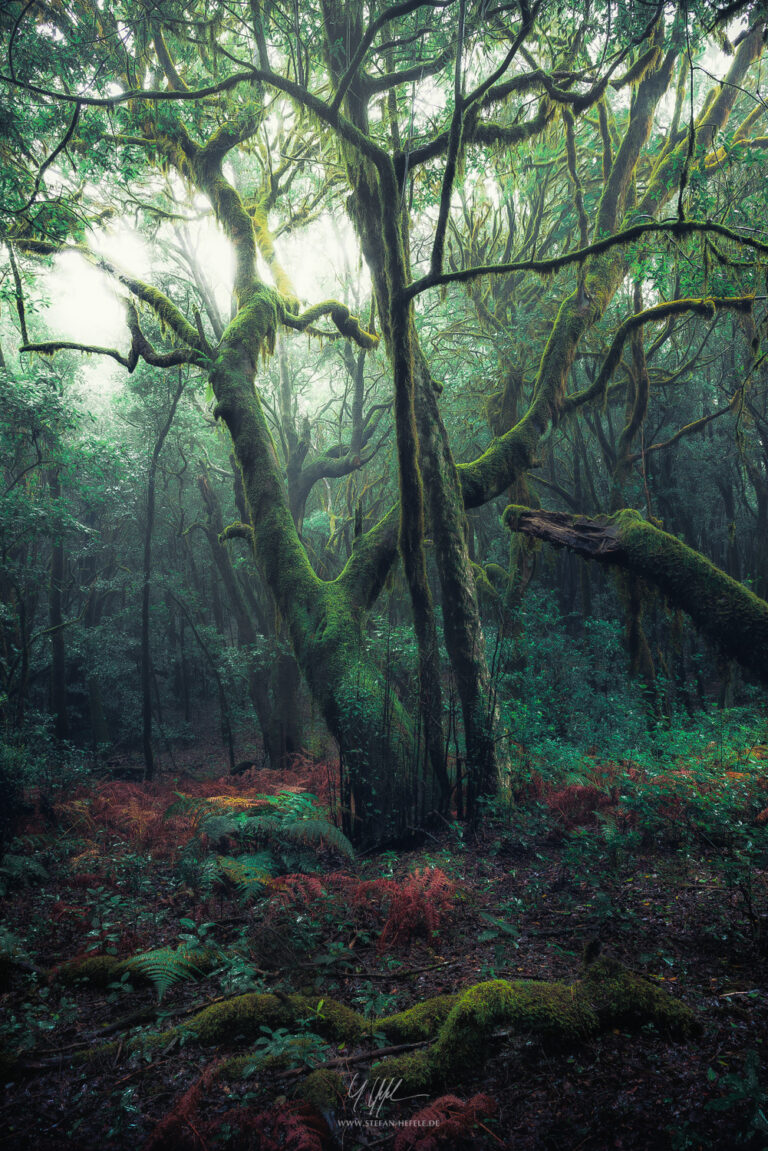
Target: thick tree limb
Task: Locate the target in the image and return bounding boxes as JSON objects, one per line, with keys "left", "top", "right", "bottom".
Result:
{"left": 20, "top": 341, "right": 131, "bottom": 368}
{"left": 504, "top": 506, "right": 768, "bottom": 683}
{"left": 406, "top": 218, "right": 768, "bottom": 302}
{"left": 282, "top": 302, "right": 379, "bottom": 348}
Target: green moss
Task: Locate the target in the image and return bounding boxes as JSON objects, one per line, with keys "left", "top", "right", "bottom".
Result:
{"left": 374, "top": 978, "right": 600, "bottom": 1091}
{"left": 56, "top": 955, "right": 126, "bottom": 987}
{"left": 181, "top": 992, "right": 294, "bottom": 1044}
{"left": 166, "top": 992, "right": 364, "bottom": 1048}
{"left": 377, "top": 995, "right": 457, "bottom": 1041}
{"left": 135, "top": 283, "right": 201, "bottom": 348}
{"left": 53, "top": 945, "right": 221, "bottom": 991}
{"left": 289, "top": 994, "right": 365, "bottom": 1044}
{"left": 430, "top": 979, "right": 599, "bottom": 1083}
{"left": 375, "top": 962, "right": 695, "bottom": 1091}
{"left": 214, "top": 1053, "right": 254, "bottom": 1080}
{"left": 503, "top": 504, "right": 768, "bottom": 684}
{"left": 373, "top": 1048, "right": 432, "bottom": 1092}
{"left": 584, "top": 957, "right": 700, "bottom": 1038}
{"left": 72, "top": 959, "right": 699, "bottom": 1092}
{"left": 295, "top": 1069, "right": 345, "bottom": 1111}
{"left": 216, "top": 284, "right": 284, "bottom": 375}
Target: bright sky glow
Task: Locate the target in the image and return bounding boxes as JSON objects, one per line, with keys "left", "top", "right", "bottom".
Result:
{"left": 36, "top": 22, "right": 743, "bottom": 404}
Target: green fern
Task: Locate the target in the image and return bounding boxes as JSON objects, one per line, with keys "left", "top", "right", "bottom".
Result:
{"left": 198, "top": 807, "right": 354, "bottom": 861}
{"left": 124, "top": 945, "right": 205, "bottom": 1001}
{"left": 172, "top": 791, "right": 355, "bottom": 883}
{"left": 0, "top": 853, "right": 49, "bottom": 896}
{"left": 279, "top": 818, "right": 355, "bottom": 860}
{"left": 198, "top": 811, "right": 257, "bottom": 841}
{"left": 216, "top": 851, "right": 274, "bottom": 895}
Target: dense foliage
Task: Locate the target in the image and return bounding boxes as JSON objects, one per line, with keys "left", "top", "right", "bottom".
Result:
{"left": 1, "top": 0, "right": 768, "bottom": 1147}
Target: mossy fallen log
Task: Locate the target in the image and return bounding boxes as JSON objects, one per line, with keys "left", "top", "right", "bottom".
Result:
{"left": 504, "top": 506, "right": 768, "bottom": 684}
{"left": 372, "top": 957, "right": 700, "bottom": 1091}
{"left": 19, "top": 958, "right": 698, "bottom": 1095}
{"left": 98, "top": 957, "right": 696, "bottom": 1070}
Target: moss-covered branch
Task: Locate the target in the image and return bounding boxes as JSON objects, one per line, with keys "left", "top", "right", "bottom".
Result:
{"left": 406, "top": 217, "right": 768, "bottom": 302}
{"left": 20, "top": 341, "right": 132, "bottom": 369}
{"left": 336, "top": 504, "right": 399, "bottom": 611}
{"left": 219, "top": 521, "right": 255, "bottom": 545}
{"left": 561, "top": 295, "right": 754, "bottom": 416}
{"left": 374, "top": 957, "right": 699, "bottom": 1092}
{"left": 13, "top": 240, "right": 207, "bottom": 355}
{"left": 20, "top": 305, "right": 210, "bottom": 373}
{"left": 458, "top": 26, "right": 765, "bottom": 509}
{"left": 282, "top": 301, "right": 379, "bottom": 348}
{"left": 504, "top": 506, "right": 768, "bottom": 684}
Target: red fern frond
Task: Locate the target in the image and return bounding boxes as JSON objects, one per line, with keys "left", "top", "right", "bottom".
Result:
{"left": 267, "top": 873, "right": 327, "bottom": 908}
{"left": 143, "top": 1061, "right": 220, "bottom": 1151}
{"left": 393, "top": 1093, "right": 497, "bottom": 1150}
{"left": 339, "top": 875, "right": 399, "bottom": 908}
{"left": 378, "top": 867, "right": 456, "bottom": 951}
{"left": 205, "top": 1102, "right": 332, "bottom": 1151}
{"left": 544, "top": 784, "right": 614, "bottom": 830}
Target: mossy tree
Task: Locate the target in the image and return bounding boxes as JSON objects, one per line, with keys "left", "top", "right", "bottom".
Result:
{"left": 2, "top": 0, "right": 768, "bottom": 841}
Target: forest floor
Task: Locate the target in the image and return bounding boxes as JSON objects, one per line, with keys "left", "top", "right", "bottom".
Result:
{"left": 1, "top": 741, "right": 767, "bottom": 1151}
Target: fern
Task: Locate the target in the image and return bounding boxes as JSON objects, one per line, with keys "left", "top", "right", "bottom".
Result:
{"left": 279, "top": 818, "right": 355, "bottom": 860}
{"left": 393, "top": 1093, "right": 497, "bottom": 1150}
{"left": 378, "top": 868, "right": 456, "bottom": 951}
{"left": 0, "top": 853, "right": 48, "bottom": 896}
{"left": 124, "top": 945, "right": 205, "bottom": 1001}
{"left": 200, "top": 810, "right": 264, "bottom": 841}
{"left": 200, "top": 808, "right": 354, "bottom": 861}
{"left": 216, "top": 851, "right": 274, "bottom": 895}
{"left": 164, "top": 793, "right": 262, "bottom": 830}
{"left": 144, "top": 1060, "right": 220, "bottom": 1151}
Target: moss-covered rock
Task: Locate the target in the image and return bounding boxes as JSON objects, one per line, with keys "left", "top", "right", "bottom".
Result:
{"left": 55, "top": 955, "right": 126, "bottom": 987}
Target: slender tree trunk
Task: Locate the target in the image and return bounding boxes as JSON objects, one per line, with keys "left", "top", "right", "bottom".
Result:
{"left": 142, "top": 374, "right": 185, "bottom": 782}
{"left": 46, "top": 468, "right": 69, "bottom": 741}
